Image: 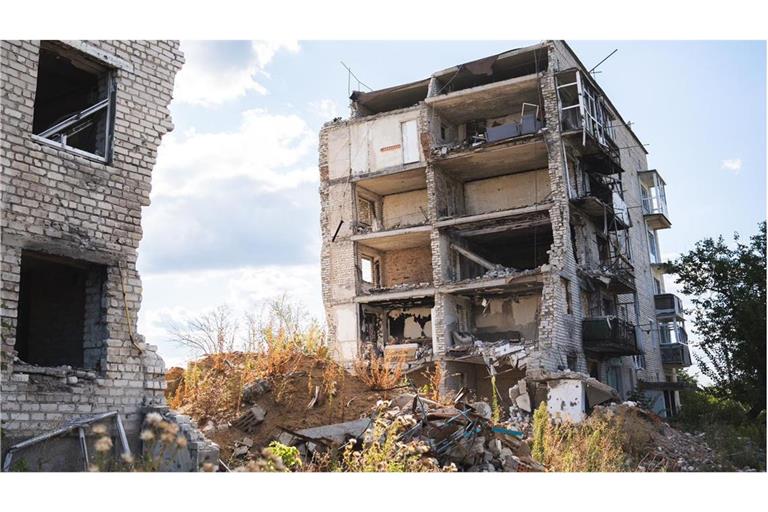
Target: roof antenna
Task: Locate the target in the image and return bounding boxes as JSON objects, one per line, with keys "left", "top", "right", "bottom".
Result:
{"left": 341, "top": 61, "right": 373, "bottom": 95}
{"left": 589, "top": 49, "right": 618, "bottom": 76}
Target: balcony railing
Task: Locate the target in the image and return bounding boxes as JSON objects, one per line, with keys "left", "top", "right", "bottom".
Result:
{"left": 659, "top": 320, "right": 688, "bottom": 345}
{"left": 642, "top": 196, "right": 668, "bottom": 217}
{"left": 655, "top": 293, "right": 684, "bottom": 319}
{"left": 582, "top": 316, "right": 641, "bottom": 357}
{"left": 661, "top": 343, "right": 693, "bottom": 367}
{"left": 557, "top": 69, "right": 622, "bottom": 174}
{"left": 640, "top": 170, "right": 671, "bottom": 229}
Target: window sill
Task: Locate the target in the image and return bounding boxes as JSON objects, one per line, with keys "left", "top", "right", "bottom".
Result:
{"left": 31, "top": 134, "right": 109, "bottom": 164}
{"left": 12, "top": 361, "right": 99, "bottom": 381}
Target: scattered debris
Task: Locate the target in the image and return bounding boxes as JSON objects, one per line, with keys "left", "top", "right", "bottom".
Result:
{"left": 231, "top": 404, "right": 267, "bottom": 433}
{"left": 591, "top": 402, "right": 725, "bottom": 471}
{"left": 366, "top": 282, "right": 432, "bottom": 294}
{"left": 276, "top": 392, "right": 542, "bottom": 472}
{"left": 242, "top": 379, "right": 271, "bottom": 404}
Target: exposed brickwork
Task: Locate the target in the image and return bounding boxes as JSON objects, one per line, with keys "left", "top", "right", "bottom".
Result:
{"left": 319, "top": 40, "right": 670, "bottom": 413}
{"left": 1, "top": 40, "right": 183, "bottom": 441}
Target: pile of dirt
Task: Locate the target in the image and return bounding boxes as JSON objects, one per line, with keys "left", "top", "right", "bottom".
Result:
{"left": 166, "top": 353, "right": 389, "bottom": 464}
{"left": 592, "top": 402, "right": 725, "bottom": 471}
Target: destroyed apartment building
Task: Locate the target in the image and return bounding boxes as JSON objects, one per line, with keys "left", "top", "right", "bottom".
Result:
{"left": 0, "top": 40, "right": 217, "bottom": 470}
{"left": 319, "top": 40, "right": 692, "bottom": 421}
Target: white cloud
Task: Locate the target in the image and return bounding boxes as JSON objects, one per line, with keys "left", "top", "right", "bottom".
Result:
{"left": 308, "top": 99, "right": 341, "bottom": 120}
{"left": 153, "top": 108, "right": 317, "bottom": 198}
{"left": 173, "top": 40, "right": 299, "bottom": 106}
{"left": 721, "top": 158, "right": 742, "bottom": 174}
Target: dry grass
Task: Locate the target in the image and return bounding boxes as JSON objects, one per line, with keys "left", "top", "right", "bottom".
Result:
{"left": 531, "top": 402, "right": 627, "bottom": 472}
{"left": 168, "top": 321, "right": 333, "bottom": 421}
{"left": 353, "top": 352, "right": 407, "bottom": 391}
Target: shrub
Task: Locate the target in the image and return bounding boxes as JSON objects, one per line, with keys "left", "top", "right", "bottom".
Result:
{"left": 264, "top": 441, "right": 302, "bottom": 470}
{"left": 353, "top": 352, "right": 407, "bottom": 391}
{"left": 675, "top": 384, "right": 766, "bottom": 470}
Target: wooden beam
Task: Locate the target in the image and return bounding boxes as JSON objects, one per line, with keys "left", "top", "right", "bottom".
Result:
{"left": 451, "top": 243, "right": 499, "bottom": 271}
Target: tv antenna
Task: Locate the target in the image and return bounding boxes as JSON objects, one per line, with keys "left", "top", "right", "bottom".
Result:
{"left": 589, "top": 49, "right": 618, "bottom": 75}
{"left": 341, "top": 61, "right": 373, "bottom": 96}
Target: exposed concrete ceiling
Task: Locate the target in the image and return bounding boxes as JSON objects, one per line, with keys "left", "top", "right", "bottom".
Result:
{"left": 426, "top": 74, "right": 541, "bottom": 124}
{"left": 434, "top": 137, "right": 548, "bottom": 182}
{"left": 354, "top": 166, "right": 427, "bottom": 196}
{"left": 354, "top": 227, "right": 431, "bottom": 251}
{"left": 351, "top": 79, "right": 429, "bottom": 115}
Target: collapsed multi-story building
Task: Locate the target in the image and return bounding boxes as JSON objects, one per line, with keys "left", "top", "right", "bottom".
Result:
{"left": 319, "top": 40, "right": 692, "bottom": 419}
{"left": 0, "top": 40, "right": 217, "bottom": 470}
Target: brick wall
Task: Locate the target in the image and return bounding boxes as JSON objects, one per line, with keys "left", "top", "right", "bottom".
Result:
{"left": 1, "top": 40, "right": 183, "bottom": 440}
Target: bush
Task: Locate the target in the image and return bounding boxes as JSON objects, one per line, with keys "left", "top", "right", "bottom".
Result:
{"left": 353, "top": 352, "right": 406, "bottom": 391}
{"left": 675, "top": 384, "right": 766, "bottom": 470}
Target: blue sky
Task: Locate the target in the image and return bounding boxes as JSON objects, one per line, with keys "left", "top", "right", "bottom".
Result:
{"left": 136, "top": 40, "right": 767, "bottom": 367}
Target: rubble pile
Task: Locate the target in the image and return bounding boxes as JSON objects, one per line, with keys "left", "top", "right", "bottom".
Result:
{"left": 278, "top": 392, "right": 542, "bottom": 472}
{"left": 592, "top": 402, "right": 723, "bottom": 472}
{"left": 367, "top": 282, "right": 432, "bottom": 294}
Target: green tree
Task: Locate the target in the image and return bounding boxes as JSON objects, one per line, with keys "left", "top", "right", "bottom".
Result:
{"left": 670, "top": 222, "right": 766, "bottom": 418}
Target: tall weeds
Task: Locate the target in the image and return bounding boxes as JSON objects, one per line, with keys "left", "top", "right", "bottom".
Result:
{"left": 353, "top": 352, "right": 407, "bottom": 391}
{"left": 531, "top": 402, "right": 626, "bottom": 472}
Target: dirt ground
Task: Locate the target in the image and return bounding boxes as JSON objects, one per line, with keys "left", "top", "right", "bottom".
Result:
{"left": 167, "top": 354, "right": 394, "bottom": 463}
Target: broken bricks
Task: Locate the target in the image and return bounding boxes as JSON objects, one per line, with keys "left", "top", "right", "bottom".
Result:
{"left": 231, "top": 404, "right": 267, "bottom": 433}
{"left": 242, "top": 379, "right": 272, "bottom": 404}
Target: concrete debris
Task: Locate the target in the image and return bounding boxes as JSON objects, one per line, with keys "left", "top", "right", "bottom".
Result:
{"left": 367, "top": 282, "right": 432, "bottom": 294}
{"left": 231, "top": 404, "right": 267, "bottom": 433}
{"left": 276, "top": 418, "right": 371, "bottom": 455}
{"left": 242, "top": 379, "right": 272, "bottom": 404}
{"left": 278, "top": 392, "right": 542, "bottom": 472}
{"left": 591, "top": 402, "right": 725, "bottom": 471}
{"left": 232, "top": 436, "right": 254, "bottom": 457}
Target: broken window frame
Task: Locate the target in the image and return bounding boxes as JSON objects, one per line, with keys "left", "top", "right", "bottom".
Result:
{"left": 31, "top": 44, "right": 117, "bottom": 163}
{"left": 556, "top": 69, "right": 617, "bottom": 149}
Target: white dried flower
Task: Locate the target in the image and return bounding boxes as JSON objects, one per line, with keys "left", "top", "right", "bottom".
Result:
{"left": 91, "top": 423, "right": 108, "bottom": 435}
{"left": 145, "top": 412, "right": 163, "bottom": 426}
{"left": 94, "top": 436, "right": 113, "bottom": 452}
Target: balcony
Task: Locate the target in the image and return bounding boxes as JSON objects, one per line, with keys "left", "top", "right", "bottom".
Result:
{"left": 659, "top": 319, "right": 688, "bottom": 345}
{"left": 582, "top": 316, "right": 641, "bottom": 358}
{"left": 661, "top": 343, "right": 692, "bottom": 367}
{"left": 655, "top": 293, "right": 684, "bottom": 320}
{"left": 556, "top": 69, "right": 623, "bottom": 175}
{"left": 580, "top": 254, "right": 636, "bottom": 294}
{"left": 639, "top": 170, "right": 671, "bottom": 230}
{"left": 570, "top": 173, "right": 630, "bottom": 231}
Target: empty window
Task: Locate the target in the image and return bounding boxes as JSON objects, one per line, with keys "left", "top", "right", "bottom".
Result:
{"left": 648, "top": 230, "right": 660, "bottom": 263}
{"left": 360, "top": 256, "right": 375, "bottom": 284}
{"left": 16, "top": 252, "right": 107, "bottom": 370}
{"left": 32, "top": 42, "right": 115, "bottom": 160}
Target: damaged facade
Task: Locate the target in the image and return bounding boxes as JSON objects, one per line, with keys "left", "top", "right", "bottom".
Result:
{"left": 0, "top": 40, "right": 217, "bottom": 470}
{"left": 319, "top": 40, "right": 691, "bottom": 419}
